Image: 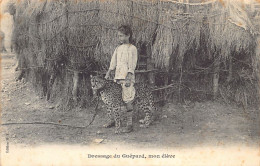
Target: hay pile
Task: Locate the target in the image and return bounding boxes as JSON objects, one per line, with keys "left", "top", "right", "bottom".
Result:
{"left": 152, "top": 1, "right": 205, "bottom": 70}
{"left": 7, "top": 0, "right": 259, "bottom": 108}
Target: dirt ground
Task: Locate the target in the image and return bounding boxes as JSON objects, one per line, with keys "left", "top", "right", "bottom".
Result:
{"left": 1, "top": 53, "right": 259, "bottom": 149}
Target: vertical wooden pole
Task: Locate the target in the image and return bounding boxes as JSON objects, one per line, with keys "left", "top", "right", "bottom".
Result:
{"left": 227, "top": 57, "right": 232, "bottom": 82}
{"left": 213, "top": 57, "right": 220, "bottom": 100}
{"left": 256, "top": 35, "right": 260, "bottom": 101}
{"left": 146, "top": 43, "right": 155, "bottom": 86}
{"left": 178, "top": 66, "right": 183, "bottom": 102}
{"left": 46, "top": 74, "right": 55, "bottom": 101}
{"left": 72, "top": 71, "right": 79, "bottom": 102}
{"left": 164, "top": 73, "right": 168, "bottom": 86}
{"left": 186, "top": 0, "right": 189, "bottom": 13}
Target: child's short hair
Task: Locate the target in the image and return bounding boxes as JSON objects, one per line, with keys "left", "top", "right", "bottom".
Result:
{"left": 118, "top": 25, "right": 133, "bottom": 43}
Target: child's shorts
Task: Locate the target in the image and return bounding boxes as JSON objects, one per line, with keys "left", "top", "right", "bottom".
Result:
{"left": 116, "top": 80, "right": 135, "bottom": 103}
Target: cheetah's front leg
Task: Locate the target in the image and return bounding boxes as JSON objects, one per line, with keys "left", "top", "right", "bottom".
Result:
{"left": 139, "top": 107, "right": 152, "bottom": 128}
{"left": 103, "top": 106, "right": 115, "bottom": 128}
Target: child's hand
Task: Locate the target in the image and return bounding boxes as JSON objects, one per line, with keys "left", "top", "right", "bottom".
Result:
{"left": 125, "top": 79, "right": 131, "bottom": 87}
{"left": 105, "top": 71, "right": 111, "bottom": 80}
{"left": 125, "top": 72, "right": 132, "bottom": 87}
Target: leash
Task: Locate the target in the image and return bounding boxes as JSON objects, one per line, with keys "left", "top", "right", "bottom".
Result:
{"left": 1, "top": 96, "right": 100, "bottom": 129}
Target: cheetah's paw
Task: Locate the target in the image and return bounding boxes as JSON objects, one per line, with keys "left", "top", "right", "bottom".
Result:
{"left": 139, "top": 124, "right": 148, "bottom": 128}
{"left": 115, "top": 129, "right": 121, "bottom": 134}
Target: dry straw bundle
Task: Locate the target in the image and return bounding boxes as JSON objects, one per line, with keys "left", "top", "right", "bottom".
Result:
{"left": 33, "top": 0, "right": 67, "bottom": 99}
{"left": 208, "top": 0, "right": 255, "bottom": 59}
{"left": 63, "top": 0, "right": 101, "bottom": 106}
{"left": 9, "top": 0, "right": 47, "bottom": 95}
{"left": 11, "top": 0, "right": 29, "bottom": 54}
{"left": 96, "top": 0, "right": 119, "bottom": 69}
{"left": 152, "top": 1, "right": 175, "bottom": 70}
{"left": 131, "top": 0, "right": 158, "bottom": 44}
{"left": 152, "top": 1, "right": 210, "bottom": 70}
{"left": 67, "top": 0, "right": 99, "bottom": 71}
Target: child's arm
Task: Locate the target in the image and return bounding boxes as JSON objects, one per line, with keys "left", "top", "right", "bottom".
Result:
{"left": 125, "top": 46, "right": 137, "bottom": 86}
{"left": 127, "top": 46, "right": 138, "bottom": 75}
{"left": 105, "top": 49, "right": 117, "bottom": 79}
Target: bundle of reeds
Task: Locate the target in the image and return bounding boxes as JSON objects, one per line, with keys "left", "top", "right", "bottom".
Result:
{"left": 131, "top": 0, "right": 158, "bottom": 44}
{"left": 67, "top": 0, "right": 99, "bottom": 70}
{"left": 152, "top": 1, "right": 204, "bottom": 70}
{"left": 151, "top": 1, "right": 175, "bottom": 70}
{"left": 95, "top": 0, "right": 118, "bottom": 69}
{"left": 208, "top": 1, "right": 254, "bottom": 59}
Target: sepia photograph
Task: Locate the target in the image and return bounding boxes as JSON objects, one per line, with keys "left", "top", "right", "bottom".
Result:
{"left": 0, "top": 0, "right": 259, "bottom": 165}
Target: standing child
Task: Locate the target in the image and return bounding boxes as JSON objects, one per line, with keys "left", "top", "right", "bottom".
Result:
{"left": 105, "top": 25, "right": 138, "bottom": 133}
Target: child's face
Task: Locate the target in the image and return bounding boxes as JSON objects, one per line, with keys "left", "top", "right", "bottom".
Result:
{"left": 118, "top": 31, "right": 130, "bottom": 44}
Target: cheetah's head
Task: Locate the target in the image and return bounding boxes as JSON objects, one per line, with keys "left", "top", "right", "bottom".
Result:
{"left": 90, "top": 75, "right": 106, "bottom": 96}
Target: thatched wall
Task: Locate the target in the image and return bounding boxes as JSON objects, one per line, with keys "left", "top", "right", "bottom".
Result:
{"left": 7, "top": 0, "right": 260, "bottom": 108}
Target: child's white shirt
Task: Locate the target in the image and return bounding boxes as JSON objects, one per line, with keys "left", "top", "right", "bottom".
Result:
{"left": 108, "top": 44, "right": 138, "bottom": 82}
